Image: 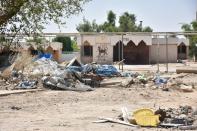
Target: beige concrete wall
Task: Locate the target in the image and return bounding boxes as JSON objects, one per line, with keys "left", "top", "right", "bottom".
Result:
{"left": 187, "top": 46, "right": 189, "bottom": 59}
{"left": 93, "top": 43, "right": 113, "bottom": 64}
{"left": 150, "top": 44, "right": 177, "bottom": 63}
{"left": 81, "top": 56, "right": 93, "bottom": 64}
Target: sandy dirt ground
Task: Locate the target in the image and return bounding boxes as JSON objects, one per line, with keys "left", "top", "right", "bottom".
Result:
{"left": 0, "top": 86, "right": 196, "bottom": 131}
{"left": 0, "top": 63, "right": 197, "bottom": 131}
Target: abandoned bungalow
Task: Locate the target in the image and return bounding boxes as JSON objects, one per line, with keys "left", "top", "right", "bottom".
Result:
{"left": 20, "top": 42, "right": 63, "bottom": 62}
{"left": 77, "top": 34, "right": 189, "bottom": 65}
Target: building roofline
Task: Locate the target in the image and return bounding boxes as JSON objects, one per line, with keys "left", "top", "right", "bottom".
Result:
{"left": 1, "top": 31, "right": 197, "bottom": 37}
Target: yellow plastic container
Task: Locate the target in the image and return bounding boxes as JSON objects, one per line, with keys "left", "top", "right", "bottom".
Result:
{"left": 133, "top": 108, "right": 154, "bottom": 116}
{"left": 133, "top": 108, "right": 160, "bottom": 127}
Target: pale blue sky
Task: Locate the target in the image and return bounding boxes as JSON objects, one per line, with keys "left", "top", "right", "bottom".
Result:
{"left": 44, "top": 0, "right": 197, "bottom": 33}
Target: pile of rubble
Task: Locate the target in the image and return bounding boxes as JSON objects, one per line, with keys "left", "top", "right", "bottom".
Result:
{"left": 0, "top": 54, "right": 120, "bottom": 91}
{"left": 0, "top": 52, "right": 197, "bottom": 93}
{"left": 161, "top": 106, "right": 196, "bottom": 126}
{"left": 116, "top": 71, "right": 197, "bottom": 92}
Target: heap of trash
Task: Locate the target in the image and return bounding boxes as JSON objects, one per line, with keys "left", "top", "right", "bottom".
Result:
{"left": 114, "top": 71, "right": 197, "bottom": 92}
{"left": 0, "top": 53, "right": 121, "bottom": 91}
{"left": 24, "top": 57, "right": 61, "bottom": 76}
{"left": 0, "top": 52, "right": 196, "bottom": 93}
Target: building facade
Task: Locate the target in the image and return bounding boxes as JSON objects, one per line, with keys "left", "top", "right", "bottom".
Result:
{"left": 77, "top": 34, "right": 189, "bottom": 65}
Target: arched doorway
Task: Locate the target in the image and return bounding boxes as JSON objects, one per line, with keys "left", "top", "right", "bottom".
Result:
{"left": 81, "top": 41, "right": 93, "bottom": 64}
{"left": 123, "top": 40, "right": 149, "bottom": 64}
{"left": 178, "top": 42, "right": 187, "bottom": 60}
{"left": 123, "top": 40, "right": 137, "bottom": 64}
{"left": 137, "top": 40, "right": 149, "bottom": 64}
{"left": 113, "top": 41, "right": 123, "bottom": 62}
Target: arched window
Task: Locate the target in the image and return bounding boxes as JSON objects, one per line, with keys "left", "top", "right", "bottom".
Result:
{"left": 83, "top": 41, "right": 93, "bottom": 57}
{"left": 178, "top": 43, "right": 186, "bottom": 54}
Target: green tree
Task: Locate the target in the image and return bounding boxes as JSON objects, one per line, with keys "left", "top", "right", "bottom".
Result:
{"left": 100, "top": 10, "right": 118, "bottom": 32}
{"left": 76, "top": 10, "right": 153, "bottom": 33}
{"left": 118, "top": 12, "right": 153, "bottom": 32}
{"left": 182, "top": 21, "right": 197, "bottom": 58}
{"left": 118, "top": 12, "right": 137, "bottom": 32}
{"left": 0, "top": 0, "right": 90, "bottom": 35}
{"left": 107, "top": 10, "right": 116, "bottom": 26}
{"left": 142, "top": 26, "right": 153, "bottom": 32}
{"left": 53, "top": 36, "right": 73, "bottom": 51}
{"left": 100, "top": 22, "right": 118, "bottom": 32}
{"left": 71, "top": 40, "right": 79, "bottom": 51}
{"left": 76, "top": 18, "right": 100, "bottom": 32}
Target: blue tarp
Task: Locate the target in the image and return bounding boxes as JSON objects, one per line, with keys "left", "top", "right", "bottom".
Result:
{"left": 67, "top": 64, "right": 119, "bottom": 77}
{"left": 38, "top": 53, "right": 52, "bottom": 59}
{"left": 67, "top": 66, "right": 83, "bottom": 72}
{"left": 82, "top": 64, "right": 94, "bottom": 74}
{"left": 95, "top": 65, "right": 119, "bottom": 77}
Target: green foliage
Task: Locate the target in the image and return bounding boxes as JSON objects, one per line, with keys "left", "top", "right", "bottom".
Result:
{"left": 53, "top": 36, "right": 73, "bottom": 51}
{"left": 72, "top": 40, "right": 79, "bottom": 51}
{"left": 182, "top": 21, "right": 197, "bottom": 57}
{"left": 100, "top": 22, "right": 118, "bottom": 32}
{"left": 76, "top": 18, "right": 100, "bottom": 32}
{"left": 0, "top": 0, "right": 90, "bottom": 35}
{"left": 77, "top": 10, "right": 153, "bottom": 32}
{"left": 142, "top": 26, "right": 153, "bottom": 32}
{"left": 0, "top": 0, "right": 90, "bottom": 52}
{"left": 118, "top": 12, "right": 137, "bottom": 32}
{"left": 100, "top": 10, "right": 118, "bottom": 32}
{"left": 107, "top": 10, "right": 116, "bottom": 26}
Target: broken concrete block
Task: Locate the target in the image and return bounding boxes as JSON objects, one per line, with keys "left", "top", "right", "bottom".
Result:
{"left": 180, "top": 85, "right": 193, "bottom": 92}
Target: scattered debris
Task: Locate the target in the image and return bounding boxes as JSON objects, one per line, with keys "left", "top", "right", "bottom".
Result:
{"left": 42, "top": 74, "right": 94, "bottom": 92}
{"left": 66, "top": 57, "right": 82, "bottom": 67}
{"left": 179, "top": 84, "right": 194, "bottom": 92}
{"left": 95, "top": 106, "right": 197, "bottom": 129}
{"left": 154, "top": 75, "right": 168, "bottom": 86}
{"left": 17, "top": 80, "right": 38, "bottom": 89}
{"left": 10, "top": 106, "right": 21, "bottom": 110}
{"left": 137, "top": 75, "right": 147, "bottom": 84}
{"left": 179, "top": 125, "right": 197, "bottom": 130}
{"left": 94, "top": 117, "right": 139, "bottom": 127}
{"left": 24, "top": 57, "right": 60, "bottom": 76}
{"left": 160, "top": 106, "right": 195, "bottom": 126}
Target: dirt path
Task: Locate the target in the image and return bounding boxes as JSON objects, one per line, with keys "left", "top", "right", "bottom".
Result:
{"left": 0, "top": 87, "right": 196, "bottom": 131}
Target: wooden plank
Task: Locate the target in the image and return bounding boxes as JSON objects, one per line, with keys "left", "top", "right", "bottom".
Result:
{"left": 0, "top": 89, "right": 44, "bottom": 97}
{"left": 176, "top": 68, "right": 197, "bottom": 74}
{"left": 98, "top": 117, "right": 139, "bottom": 127}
